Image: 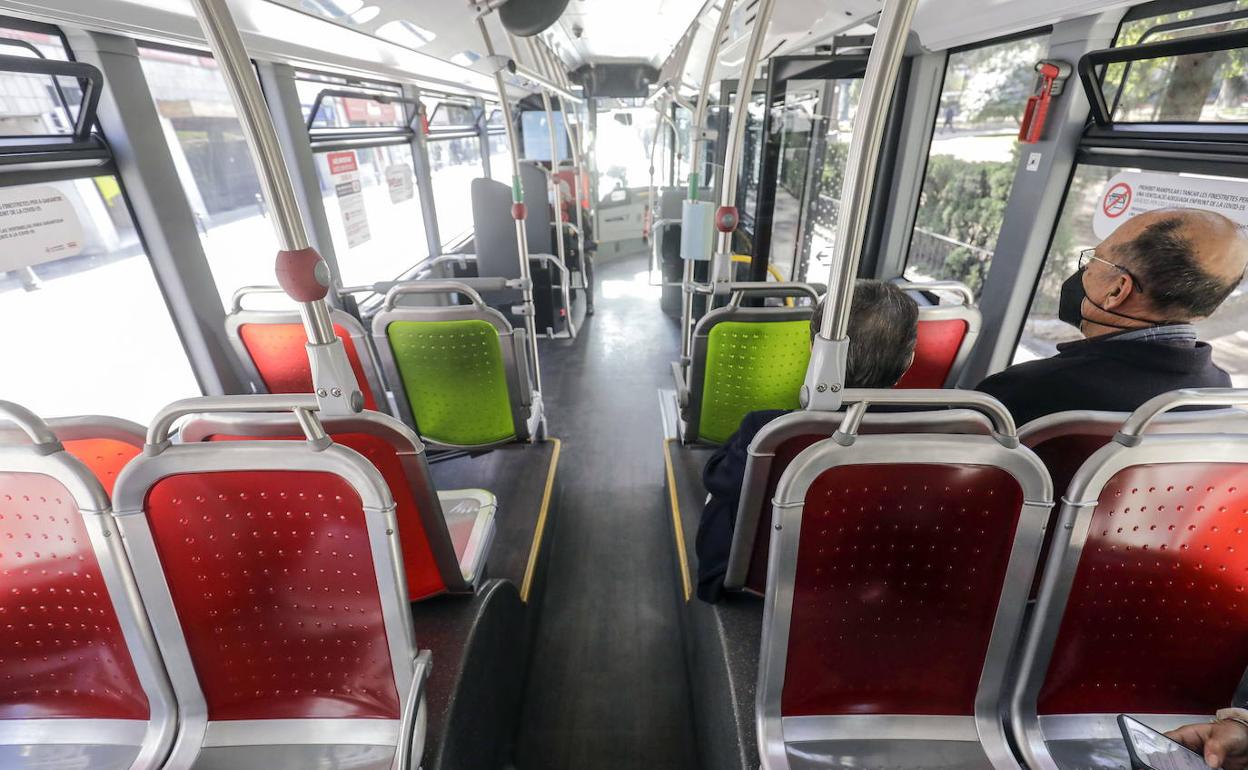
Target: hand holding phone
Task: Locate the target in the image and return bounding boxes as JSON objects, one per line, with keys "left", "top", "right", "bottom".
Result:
{"left": 1120, "top": 715, "right": 1220, "bottom": 770}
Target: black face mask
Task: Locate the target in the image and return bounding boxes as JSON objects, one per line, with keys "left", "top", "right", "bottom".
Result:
{"left": 1058, "top": 266, "right": 1171, "bottom": 331}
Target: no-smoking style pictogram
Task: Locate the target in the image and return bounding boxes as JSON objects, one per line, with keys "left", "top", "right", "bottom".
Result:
{"left": 1103, "top": 182, "right": 1132, "bottom": 218}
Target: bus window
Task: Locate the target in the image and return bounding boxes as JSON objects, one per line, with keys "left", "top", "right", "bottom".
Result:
{"left": 0, "top": 177, "right": 200, "bottom": 421}
{"left": 904, "top": 34, "right": 1049, "bottom": 297}
{"left": 297, "top": 75, "right": 429, "bottom": 285}
{"left": 137, "top": 45, "right": 280, "bottom": 306}
{"left": 487, "top": 108, "right": 511, "bottom": 184}
{"left": 428, "top": 135, "right": 484, "bottom": 245}
{"left": 521, "top": 109, "right": 569, "bottom": 163}
{"left": 1014, "top": 165, "right": 1248, "bottom": 387}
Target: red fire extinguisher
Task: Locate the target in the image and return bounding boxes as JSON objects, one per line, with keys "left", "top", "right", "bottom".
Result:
{"left": 1019, "top": 60, "right": 1073, "bottom": 144}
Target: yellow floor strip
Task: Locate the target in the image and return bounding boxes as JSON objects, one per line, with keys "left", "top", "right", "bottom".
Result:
{"left": 521, "top": 437, "right": 561, "bottom": 603}
{"left": 662, "top": 438, "right": 693, "bottom": 602}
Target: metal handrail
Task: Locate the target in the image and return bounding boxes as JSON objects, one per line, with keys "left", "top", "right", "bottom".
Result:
{"left": 835, "top": 389, "right": 1018, "bottom": 447}
{"left": 147, "top": 394, "right": 325, "bottom": 450}
{"left": 0, "top": 400, "right": 61, "bottom": 450}
{"left": 381, "top": 280, "right": 493, "bottom": 311}
{"left": 895, "top": 280, "right": 976, "bottom": 306}
{"left": 1116, "top": 388, "right": 1248, "bottom": 445}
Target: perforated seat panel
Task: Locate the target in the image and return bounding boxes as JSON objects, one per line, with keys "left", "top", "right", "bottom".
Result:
{"left": 238, "top": 322, "right": 380, "bottom": 411}
{"left": 783, "top": 463, "right": 1025, "bottom": 717}
{"left": 700, "top": 320, "right": 810, "bottom": 444}
{"left": 385, "top": 319, "right": 515, "bottom": 446}
{"left": 1037, "top": 462, "right": 1248, "bottom": 716}
{"left": 896, "top": 318, "right": 969, "bottom": 389}
{"left": 0, "top": 471, "right": 149, "bottom": 720}
{"left": 62, "top": 438, "right": 141, "bottom": 498}
{"left": 144, "top": 470, "right": 401, "bottom": 721}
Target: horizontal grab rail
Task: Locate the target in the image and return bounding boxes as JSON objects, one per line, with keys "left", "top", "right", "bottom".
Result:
{"left": 834, "top": 389, "right": 1018, "bottom": 447}
{"left": 1116, "top": 388, "right": 1248, "bottom": 445}
{"left": 0, "top": 400, "right": 61, "bottom": 451}
{"left": 148, "top": 394, "right": 326, "bottom": 450}
{"left": 894, "top": 280, "right": 975, "bottom": 306}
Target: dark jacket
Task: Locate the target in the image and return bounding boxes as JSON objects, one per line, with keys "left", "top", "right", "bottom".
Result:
{"left": 696, "top": 409, "right": 788, "bottom": 603}
{"left": 976, "top": 333, "right": 1231, "bottom": 427}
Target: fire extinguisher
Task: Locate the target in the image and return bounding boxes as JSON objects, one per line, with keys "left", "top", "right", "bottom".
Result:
{"left": 1019, "top": 60, "right": 1073, "bottom": 144}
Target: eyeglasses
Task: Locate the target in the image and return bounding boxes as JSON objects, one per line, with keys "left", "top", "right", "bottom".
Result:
{"left": 1078, "top": 248, "right": 1147, "bottom": 294}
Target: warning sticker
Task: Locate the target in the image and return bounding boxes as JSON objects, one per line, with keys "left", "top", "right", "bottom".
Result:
{"left": 327, "top": 151, "right": 370, "bottom": 249}
{"left": 1093, "top": 170, "right": 1248, "bottom": 239}
{"left": 0, "top": 185, "right": 83, "bottom": 272}
{"left": 385, "top": 163, "right": 414, "bottom": 204}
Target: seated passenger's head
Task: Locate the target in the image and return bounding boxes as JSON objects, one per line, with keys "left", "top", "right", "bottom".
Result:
{"left": 810, "top": 280, "right": 919, "bottom": 388}
{"left": 1064, "top": 207, "right": 1248, "bottom": 337}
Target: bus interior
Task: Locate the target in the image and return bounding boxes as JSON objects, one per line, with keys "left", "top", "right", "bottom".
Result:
{"left": 1, "top": 0, "right": 1247, "bottom": 768}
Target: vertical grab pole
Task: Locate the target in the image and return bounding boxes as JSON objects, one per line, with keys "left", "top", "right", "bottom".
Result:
{"left": 544, "top": 45, "right": 589, "bottom": 268}
{"left": 188, "top": 0, "right": 362, "bottom": 414}
{"left": 648, "top": 93, "right": 668, "bottom": 279}
{"left": 528, "top": 38, "right": 575, "bottom": 339}
{"left": 680, "top": 0, "right": 736, "bottom": 364}
{"left": 478, "top": 16, "right": 543, "bottom": 394}
{"left": 712, "top": 0, "right": 777, "bottom": 275}
{"left": 802, "top": 0, "right": 920, "bottom": 411}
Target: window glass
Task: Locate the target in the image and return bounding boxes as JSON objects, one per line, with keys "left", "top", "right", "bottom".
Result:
{"left": 429, "top": 100, "right": 476, "bottom": 128}
{"left": 1014, "top": 164, "right": 1248, "bottom": 387}
{"left": 0, "top": 26, "right": 83, "bottom": 137}
{"left": 313, "top": 143, "right": 427, "bottom": 286}
{"left": 595, "top": 102, "right": 655, "bottom": 195}
{"left": 784, "top": 78, "right": 861, "bottom": 283}
{"left": 137, "top": 46, "right": 280, "bottom": 305}
{"left": 0, "top": 177, "right": 200, "bottom": 421}
{"left": 904, "top": 35, "right": 1049, "bottom": 296}
{"left": 488, "top": 131, "right": 512, "bottom": 184}
{"left": 428, "top": 136, "right": 484, "bottom": 244}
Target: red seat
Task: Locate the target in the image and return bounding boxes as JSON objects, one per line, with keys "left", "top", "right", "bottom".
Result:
{"left": 894, "top": 282, "right": 981, "bottom": 389}
{"left": 0, "top": 401, "right": 174, "bottom": 769}
{"left": 225, "top": 289, "right": 389, "bottom": 414}
{"left": 755, "top": 392, "right": 1051, "bottom": 770}
{"left": 723, "top": 408, "right": 993, "bottom": 595}
{"left": 111, "top": 395, "right": 429, "bottom": 769}
{"left": 179, "top": 410, "right": 489, "bottom": 601}
{"left": 0, "top": 416, "right": 145, "bottom": 498}
{"left": 1010, "top": 390, "right": 1248, "bottom": 770}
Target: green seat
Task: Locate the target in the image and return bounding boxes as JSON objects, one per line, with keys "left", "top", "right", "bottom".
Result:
{"left": 373, "top": 281, "right": 541, "bottom": 449}
{"left": 698, "top": 320, "right": 811, "bottom": 444}
{"left": 676, "top": 289, "right": 816, "bottom": 444}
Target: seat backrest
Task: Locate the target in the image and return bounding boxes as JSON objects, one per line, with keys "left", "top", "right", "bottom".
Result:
{"left": 179, "top": 410, "right": 470, "bottom": 600}
{"left": 724, "top": 408, "right": 995, "bottom": 594}
{"left": 686, "top": 300, "right": 814, "bottom": 444}
{"left": 372, "top": 281, "right": 536, "bottom": 448}
{"left": 112, "top": 395, "right": 428, "bottom": 769}
{"left": 0, "top": 415, "right": 145, "bottom": 498}
{"left": 520, "top": 161, "right": 554, "bottom": 254}
{"left": 894, "top": 281, "right": 982, "bottom": 389}
{"left": 757, "top": 391, "right": 1052, "bottom": 770}
{"left": 1011, "top": 389, "right": 1248, "bottom": 770}
{"left": 0, "top": 401, "right": 174, "bottom": 770}
{"left": 224, "top": 289, "right": 388, "bottom": 412}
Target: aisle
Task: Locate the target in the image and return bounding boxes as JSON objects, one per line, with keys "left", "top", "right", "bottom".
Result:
{"left": 515, "top": 253, "right": 697, "bottom": 769}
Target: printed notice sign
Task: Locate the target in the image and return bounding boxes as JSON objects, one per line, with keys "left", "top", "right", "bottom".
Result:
{"left": 0, "top": 185, "right": 83, "bottom": 272}
{"left": 1093, "top": 170, "right": 1248, "bottom": 239}
{"left": 385, "top": 163, "right": 414, "bottom": 204}
{"left": 327, "top": 150, "right": 370, "bottom": 249}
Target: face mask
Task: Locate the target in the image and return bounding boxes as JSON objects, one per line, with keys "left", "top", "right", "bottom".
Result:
{"left": 1057, "top": 266, "right": 1171, "bottom": 331}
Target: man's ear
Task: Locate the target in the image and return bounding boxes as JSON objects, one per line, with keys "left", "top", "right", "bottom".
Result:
{"left": 1099, "top": 272, "right": 1132, "bottom": 310}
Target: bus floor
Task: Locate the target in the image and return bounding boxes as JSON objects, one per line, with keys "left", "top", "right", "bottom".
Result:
{"left": 513, "top": 252, "right": 699, "bottom": 769}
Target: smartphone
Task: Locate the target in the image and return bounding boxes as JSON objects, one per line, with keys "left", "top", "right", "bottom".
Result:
{"left": 1119, "top": 714, "right": 1217, "bottom": 770}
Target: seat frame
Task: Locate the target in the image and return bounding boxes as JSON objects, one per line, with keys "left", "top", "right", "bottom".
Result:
{"left": 112, "top": 396, "right": 430, "bottom": 770}
{"left": 723, "top": 408, "right": 994, "bottom": 592}
{"left": 0, "top": 401, "right": 176, "bottom": 770}
{"left": 224, "top": 288, "right": 391, "bottom": 414}
{"left": 178, "top": 409, "right": 488, "bottom": 595}
{"left": 1009, "top": 392, "right": 1248, "bottom": 770}
{"left": 757, "top": 393, "right": 1053, "bottom": 770}
{"left": 371, "top": 281, "right": 542, "bottom": 450}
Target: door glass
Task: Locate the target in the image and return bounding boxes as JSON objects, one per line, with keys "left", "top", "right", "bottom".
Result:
{"left": 0, "top": 177, "right": 200, "bottom": 421}
{"left": 1014, "top": 165, "right": 1248, "bottom": 387}
{"left": 904, "top": 35, "right": 1049, "bottom": 297}
{"left": 428, "top": 136, "right": 484, "bottom": 245}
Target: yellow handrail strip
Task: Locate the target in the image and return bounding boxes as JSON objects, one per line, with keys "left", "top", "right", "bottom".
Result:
{"left": 521, "top": 437, "right": 562, "bottom": 603}
{"left": 662, "top": 437, "right": 693, "bottom": 602}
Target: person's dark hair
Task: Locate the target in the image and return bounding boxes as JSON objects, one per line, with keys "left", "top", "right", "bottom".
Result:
{"left": 809, "top": 280, "right": 919, "bottom": 388}
{"left": 1112, "top": 216, "right": 1242, "bottom": 318}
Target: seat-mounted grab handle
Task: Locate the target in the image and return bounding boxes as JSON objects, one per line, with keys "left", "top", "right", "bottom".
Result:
{"left": 229, "top": 285, "right": 292, "bottom": 313}
{"left": 380, "top": 278, "right": 528, "bottom": 311}
{"left": 146, "top": 394, "right": 329, "bottom": 453}
{"left": 833, "top": 389, "right": 1019, "bottom": 447}
{"left": 0, "top": 400, "right": 63, "bottom": 454}
{"left": 894, "top": 280, "right": 976, "bottom": 306}
{"left": 1115, "top": 387, "right": 1248, "bottom": 446}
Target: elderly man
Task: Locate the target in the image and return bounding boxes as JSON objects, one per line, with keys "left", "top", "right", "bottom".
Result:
{"left": 978, "top": 208, "right": 1248, "bottom": 426}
